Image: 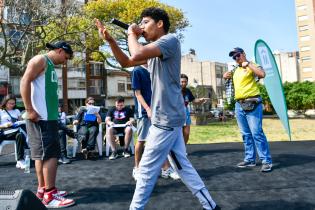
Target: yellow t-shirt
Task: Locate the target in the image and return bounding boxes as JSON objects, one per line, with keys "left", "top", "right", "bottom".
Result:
{"left": 233, "top": 63, "right": 261, "bottom": 100}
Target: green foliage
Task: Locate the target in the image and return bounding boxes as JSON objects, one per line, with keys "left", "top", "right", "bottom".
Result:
{"left": 224, "top": 98, "right": 235, "bottom": 110}
{"left": 255, "top": 82, "right": 315, "bottom": 111}
{"left": 43, "top": 0, "right": 189, "bottom": 69}
{"left": 284, "top": 81, "right": 315, "bottom": 110}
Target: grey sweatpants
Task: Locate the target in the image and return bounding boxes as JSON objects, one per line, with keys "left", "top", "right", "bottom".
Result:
{"left": 130, "top": 125, "right": 217, "bottom": 210}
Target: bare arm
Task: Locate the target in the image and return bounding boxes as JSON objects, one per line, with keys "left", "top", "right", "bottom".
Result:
{"left": 192, "top": 98, "right": 208, "bottom": 105}
{"left": 105, "top": 116, "right": 114, "bottom": 126}
{"left": 20, "top": 55, "right": 46, "bottom": 122}
{"left": 248, "top": 62, "right": 265, "bottom": 78}
{"left": 128, "top": 24, "right": 162, "bottom": 62}
{"left": 135, "top": 90, "right": 151, "bottom": 118}
{"left": 95, "top": 112, "right": 102, "bottom": 124}
{"left": 95, "top": 19, "right": 146, "bottom": 67}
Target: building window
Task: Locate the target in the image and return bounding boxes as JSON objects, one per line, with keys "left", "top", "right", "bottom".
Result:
{"left": 297, "top": 5, "right": 307, "bottom": 11}
{"left": 88, "top": 79, "right": 104, "bottom": 95}
{"left": 216, "top": 78, "right": 222, "bottom": 86}
{"left": 301, "top": 56, "right": 311, "bottom": 62}
{"left": 118, "top": 82, "right": 125, "bottom": 92}
{"left": 127, "top": 83, "right": 132, "bottom": 91}
{"left": 299, "top": 25, "right": 309, "bottom": 31}
{"left": 90, "top": 63, "right": 102, "bottom": 76}
{"left": 68, "top": 79, "right": 86, "bottom": 90}
{"left": 298, "top": 15, "right": 309, "bottom": 21}
{"left": 303, "top": 78, "right": 313, "bottom": 81}
{"left": 303, "top": 67, "right": 312, "bottom": 72}
{"left": 300, "top": 35, "right": 311, "bottom": 41}
{"left": 301, "top": 46, "right": 311, "bottom": 52}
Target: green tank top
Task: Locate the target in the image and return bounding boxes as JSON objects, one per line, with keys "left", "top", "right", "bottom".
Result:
{"left": 31, "top": 55, "right": 59, "bottom": 120}
{"left": 45, "top": 55, "right": 59, "bottom": 120}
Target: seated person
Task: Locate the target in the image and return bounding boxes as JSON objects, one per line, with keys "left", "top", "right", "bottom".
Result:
{"left": 58, "top": 104, "right": 75, "bottom": 164}
{"left": 73, "top": 97, "right": 101, "bottom": 159}
{"left": 0, "top": 94, "right": 28, "bottom": 169}
{"left": 105, "top": 96, "right": 134, "bottom": 160}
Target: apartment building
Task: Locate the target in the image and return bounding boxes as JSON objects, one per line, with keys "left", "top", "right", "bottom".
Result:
{"left": 295, "top": 0, "right": 315, "bottom": 81}
{"left": 273, "top": 51, "right": 300, "bottom": 82}
{"left": 106, "top": 70, "right": 133, "bottom": 107}
{"left": 181, "top": 51, "right": 227, "bottom": 108}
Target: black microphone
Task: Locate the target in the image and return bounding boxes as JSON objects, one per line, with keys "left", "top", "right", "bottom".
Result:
{"left": 110, "top": 18, "right": 129, "bottom": 30}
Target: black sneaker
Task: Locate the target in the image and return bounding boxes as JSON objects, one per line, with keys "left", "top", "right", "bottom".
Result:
{"left": 237, "top": 161, "right": 256, "bottom": 168}
{"left": 109, "top": 151, "right": 118, "bottom": 160}
{"left": 82, "top": 148, "right": 89, "bottom": 160}
{"left": 261, "top": 163, "right": 272, "bottom": 172}
{"left": 58, "top": 156, "right": 71, "bottom": 164}
{"left": 123, "top": 149, "right": 131, "bottom": 158}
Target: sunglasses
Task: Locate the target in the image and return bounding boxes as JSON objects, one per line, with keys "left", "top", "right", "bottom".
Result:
{"left": 87, "top": 102, "right": 94, "bottom": 105}
{"left": 232, "top": 53, "right": 242, "bottom": 60}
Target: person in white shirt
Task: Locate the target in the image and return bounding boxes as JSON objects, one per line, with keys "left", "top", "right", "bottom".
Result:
{"left": 0, "top": 94, "right": 28, "bottom": 169}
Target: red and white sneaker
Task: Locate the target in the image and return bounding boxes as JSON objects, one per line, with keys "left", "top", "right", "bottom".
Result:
{"left": 42, "top": 189, "right": 75, "bottom": 208}
{"left": 36, "top": 187, "right": 68, "bottom": 200}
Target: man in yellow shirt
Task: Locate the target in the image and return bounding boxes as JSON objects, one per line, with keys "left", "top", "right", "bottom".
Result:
{"left": 223, "top": 47, "right": 272, "bottom": 172}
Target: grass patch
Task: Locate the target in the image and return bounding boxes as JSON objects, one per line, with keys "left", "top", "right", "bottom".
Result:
{"left": 188, "top": 118, "right": 315, "bottom": 144}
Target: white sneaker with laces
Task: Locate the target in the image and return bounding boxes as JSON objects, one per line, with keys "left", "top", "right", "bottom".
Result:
{"left": 161, "top": 167, "right": 180, "bottom": 180}
{"left": 16, "top": 160, "right": 26, "bottom": 169}
{"left": 169, "top": 169, "right": 181, "bottom": 180}
{"left": 43, "top": 189, "right": 75, "bottom": 208}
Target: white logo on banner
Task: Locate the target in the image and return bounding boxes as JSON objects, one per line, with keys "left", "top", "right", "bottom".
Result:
{"left": 258, "top": 46, "right": 272, "bottom": 69}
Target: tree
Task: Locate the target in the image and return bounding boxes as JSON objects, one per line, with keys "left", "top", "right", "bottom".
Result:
{"left": 285, "top": 81, "right": 315, "bottom": 110}
{"left": 80, "top": 0, "right": 189, "bottom": 69}
{"left": 0, "top": 0, "right": 81, "bottom": 73}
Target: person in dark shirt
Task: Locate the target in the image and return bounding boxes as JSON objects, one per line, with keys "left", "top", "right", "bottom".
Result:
{"left": 57, "top": 104, "right": 75, "bottom": 164}
{"left": 181, "top": 74, "right": 208, "bottom": 144}
{"left": 105, "top": 96, "right": 134, "bottom": 160}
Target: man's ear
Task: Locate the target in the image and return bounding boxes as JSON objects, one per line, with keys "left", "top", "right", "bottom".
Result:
{"left": 157, "top": 20, "right": 164, "bottom": 29}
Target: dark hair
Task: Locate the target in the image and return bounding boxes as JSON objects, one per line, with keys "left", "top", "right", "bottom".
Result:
{"left": 85, "top": 97, "right": 95, "bottom": 104}
{"left": 181, "top": 74, "right": 189, "bottom": 81}
{"left": 141, "top": 7, "right": 170, "bottom": 33}
{"left": 1, "top": 94, "right": 16, "bottom": 109}
{"left": 116, "top": 96, "right": 125, "bottom": 103}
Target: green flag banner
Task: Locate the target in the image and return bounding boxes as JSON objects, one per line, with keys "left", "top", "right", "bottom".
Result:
{"left": 254, "top": 39, "right": 291, "bottom": 140}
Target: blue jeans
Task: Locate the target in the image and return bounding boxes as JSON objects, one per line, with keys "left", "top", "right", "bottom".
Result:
{"left": 235, "top": 99, "right": 272, "bottom": 164}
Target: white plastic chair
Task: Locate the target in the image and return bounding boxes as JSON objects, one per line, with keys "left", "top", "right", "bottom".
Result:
{"left": 0, "top": 140, "right": 18, "bottom": 161}
{"left": 0, "top": 127, "right": 29, "bottom": 161}
{"left": 105, "top": 124, "right": 136, "bottom": 157}
{"left": 72, "top": 123, "right": 103, "bottom": 157}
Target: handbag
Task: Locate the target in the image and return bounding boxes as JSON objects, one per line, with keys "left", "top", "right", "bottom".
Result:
{"left": 239, "top": 98, "right": 260, "bottom": 111}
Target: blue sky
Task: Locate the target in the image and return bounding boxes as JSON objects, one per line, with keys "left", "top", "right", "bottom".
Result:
{"left": 160, "top": 0, "right": 298, "bottom": 63}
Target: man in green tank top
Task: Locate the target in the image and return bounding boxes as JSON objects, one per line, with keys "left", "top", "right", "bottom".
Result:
{"left": 20, "top": 41, "right": 75, "bottom": 208}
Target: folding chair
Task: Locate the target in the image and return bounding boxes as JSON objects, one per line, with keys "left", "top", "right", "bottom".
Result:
{"left": 0, "top": 140, "right": 18, "bottom": 161}
{"left": 105, "top": 124, "right": 136, "bottom": 157}
{"left": 72, "top": 123, "right": 103, "bottom": 157}
{"left": 0, "top": 127, "right": 29, "bottom": 161}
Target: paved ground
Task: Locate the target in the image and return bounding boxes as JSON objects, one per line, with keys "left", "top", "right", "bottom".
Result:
{"left": 1, "top": 141, "right": 315, "bottom": 210}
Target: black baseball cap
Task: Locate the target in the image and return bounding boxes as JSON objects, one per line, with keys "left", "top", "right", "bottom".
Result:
{"left": 229, "top": 47, "right": 244, "bottom": 57}
{"left": 46, "top": 41, "right": 73, "bottom": 58}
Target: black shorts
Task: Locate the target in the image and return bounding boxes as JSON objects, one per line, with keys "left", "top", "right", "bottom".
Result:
{"left": 112, "top": 127, "right": 126, "bottom": 135}
{"left": 26, "top": 120, "right": 60, "bottom": 160}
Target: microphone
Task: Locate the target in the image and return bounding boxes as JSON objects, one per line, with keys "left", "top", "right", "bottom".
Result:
{"left": 110, "top": 18, "right": 129, "bottom": 30}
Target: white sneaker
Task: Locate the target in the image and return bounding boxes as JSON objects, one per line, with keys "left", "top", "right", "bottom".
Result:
{"left": 132, "top": 167, "right": 140, "bottom": 181}
{"left": 169, "top": 169, "right": 181, "bottom": 180}
{"left": 161, "top": 167, "right": 181, "bottom": 180}
{"left": 16, "top": 160, "right": 26, "bottom": 169}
